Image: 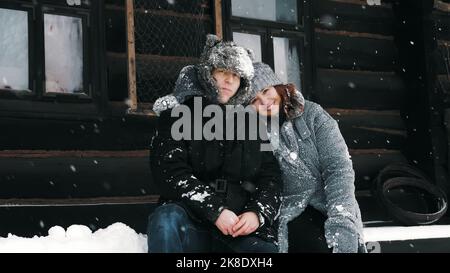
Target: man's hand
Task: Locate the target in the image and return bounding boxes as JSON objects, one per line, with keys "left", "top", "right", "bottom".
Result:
{"left": 215, "top": 209, "right": 239, "bottom": 236}
{"left": 231, "top": 211, "right": 260, "bottom": 238}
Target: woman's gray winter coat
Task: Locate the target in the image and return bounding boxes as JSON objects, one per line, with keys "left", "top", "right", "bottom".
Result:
{"left": 272, "top": 92, "right": 365, "bottom": 253}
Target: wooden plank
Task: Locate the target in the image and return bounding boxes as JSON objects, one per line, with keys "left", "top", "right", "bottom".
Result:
{"left": 108, "top": 101, "right": 157, "bottom": 117}
{"left": 108, "top": 52, "right": 198, "bottom": 73}
{"left": 0, "top": 150, "right": 149, "bottom": 158}
{"left": 327, "top": 0, "right": 392, "bottom": 8}
{"left": 314, "top": 0, "right": 395, "bottom": 35}
{"left": 0, "top": 156, "right": 156, "bottom": 199}
{"left": 349, "top": 149, "right": 408, "bottom": 190}
{"left": 316, "top": 69, "right": 405, "bottom": 109}
{"left": 107, "top": 51, "right": 128, "bottom": 101}
{"left": 105, "top": 8, "right": 126, "bottom": 53}
{"left": 0, "top": 195, "right": 158, "bottom": 207}
{"left": 315, "top": 28, "right": 394, "bottom": 41}
{"left": 437, "top": 41, "right": 450, "bottom": 75}
{"left": 327, "top": 109, "right": 407, "bottom": 149}
{"left": 315, "top": 31, "right": 397, "bottom": 71}
{"left": 445, "top": 109, "right": 450, "bottom": 175}
{"left": 328, "top": 108, "right": 406, "bottom": 132}
{"left": 433, "top": 10, "right": 450, "bottom": 41}
{"left": 108, "top": 0, "right": 211, "bottom": 15}
{"left": 435, "top": 0, "right": 450, "bottom": 12}
{"left": 0, "top": 99, "right": 100, "bottom": 119}
{"left": 105, "top": 0, "right": 124, "bottom": 6}
{"left": 339, "top": 125, "right": 406, "bottom": 150}
{"left": 133, "top": 7, "right": 212, "bottom": 21}
{"left": 136, "top": 53, "right": 198, "bottom": 63}
{"left": 437, "top": 75, "right": 450, "bottom": 107}
{"left": 126, "top": 0, "right": 138, "bottom": 111}
{"left": 0, "top": 116, "right": 156, "bottom": 150}
{"left": 214, "top": 0, "right": 223, "bottom": 39}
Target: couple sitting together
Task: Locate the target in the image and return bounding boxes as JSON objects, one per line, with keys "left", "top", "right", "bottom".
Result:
{"left": 147, "top": 34, "right": 366, "bottom": 253}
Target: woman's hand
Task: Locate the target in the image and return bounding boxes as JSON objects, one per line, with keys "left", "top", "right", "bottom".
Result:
{"left": 231, "top": 211, "right": 260, "bottom": 237}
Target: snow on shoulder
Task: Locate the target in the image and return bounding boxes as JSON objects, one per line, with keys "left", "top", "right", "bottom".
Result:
{"left": 0, "top": 222, "right": 147, "bottom": 253}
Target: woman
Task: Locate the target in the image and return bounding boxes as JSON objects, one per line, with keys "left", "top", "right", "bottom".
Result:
{"left": 249, "top": 62, "right": 366, "bottom": 253}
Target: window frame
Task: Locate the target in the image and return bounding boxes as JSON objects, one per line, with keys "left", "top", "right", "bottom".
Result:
{"left": 223, "top": 0, "right": 313, "bottom": 99}
{"left": 0, "top": 2, "right": 36, "bottom": 98}
{"left": 227, "top": 0, "right": 305, "bottom": 31}
{"left": 0, "top": 0, "right": 104, "bottom": 118}
{"left": 40, "top": 5, "right": 92, "bottom": 101}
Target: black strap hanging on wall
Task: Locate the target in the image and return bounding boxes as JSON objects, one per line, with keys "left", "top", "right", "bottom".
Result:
{"left": 373, "top": 163, "right": 448, "bottom": 226}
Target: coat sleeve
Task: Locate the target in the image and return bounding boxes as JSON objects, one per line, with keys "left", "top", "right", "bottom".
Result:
{"left": 314, "top": 106, "right": 364, "bottom": 253}
{"left": 243, "top": 147, "right": 282, "bottom": 228}
{"left": 150, "top": 109, "right": 226, "bottom": 224}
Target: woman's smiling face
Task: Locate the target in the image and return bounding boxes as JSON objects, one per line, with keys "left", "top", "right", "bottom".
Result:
{"left": 251, "top": 86, "right": 282, "bottom": 117}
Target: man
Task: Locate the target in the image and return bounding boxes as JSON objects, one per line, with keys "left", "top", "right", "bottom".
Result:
{"left": 147, "top": 35, "right": 282, "bottom": 253}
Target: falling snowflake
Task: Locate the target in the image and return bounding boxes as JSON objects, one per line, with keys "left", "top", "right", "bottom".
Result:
{"left": 289, "top": 152, "right": 298, "bottom": 161}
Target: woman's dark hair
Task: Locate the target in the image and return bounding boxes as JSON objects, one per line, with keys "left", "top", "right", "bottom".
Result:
{"left": 273, "top": 83, "right": 304, "bottom": 120}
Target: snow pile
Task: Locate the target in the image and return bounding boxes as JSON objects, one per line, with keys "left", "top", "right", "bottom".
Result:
{"left": 0, "top": 222, "right": 147, "bottom": 253}
{"left": 2, "top": 222, "right": 450, "bottom": 252}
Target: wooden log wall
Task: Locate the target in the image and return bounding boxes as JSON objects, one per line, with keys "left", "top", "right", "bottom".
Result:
{"left": 434, "top": 0, "right": 450, "bottom": 193}
{"left": 391, "top": 0, "right": 449, "bottom": 195}
{"left": 313, "top": 0, "right": 408, "bottom": 191}
{"left": 0, "top": 114, "right": 158, "bottom": 236}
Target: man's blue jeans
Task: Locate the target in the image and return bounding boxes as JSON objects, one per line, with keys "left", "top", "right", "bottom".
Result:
{"left": 147, "top": 203, "right": 278, "bottom": 253}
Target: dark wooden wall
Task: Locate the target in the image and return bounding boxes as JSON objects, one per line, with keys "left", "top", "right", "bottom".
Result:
{"left": 434, "top": 1, "right": 450, "bottom": 193}
{"left": 391, "top": 0, "right": 450, "bottom": 194}
{"left": 312, "top": 0, "right": 408, "bottom": 192}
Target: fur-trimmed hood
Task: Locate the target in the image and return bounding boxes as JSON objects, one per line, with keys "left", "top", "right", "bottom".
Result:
{"left": 153, "top": 35, "right": 255, "bottom": 115}
{"left": 196, "top": 34, "right": 255, "bottom": 105}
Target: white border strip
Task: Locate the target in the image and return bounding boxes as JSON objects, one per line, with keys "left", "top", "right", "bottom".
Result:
{"left": 364, "top": 225, "right": 450, "bottom": 242}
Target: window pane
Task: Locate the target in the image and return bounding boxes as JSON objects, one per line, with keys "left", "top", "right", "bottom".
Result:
{"left": 0, "top": 8, "right": 29, "bottom": 91}
{"left": 44, "top": 14, "right": 84, "bottom": 94}
{"left": 273, "top": 37, "right": 301, "bottom": 89}
{"left": 231, "top": 0, "right": 297, "bottom": 24}
{"left": 232, "top": 32, "right": 262, "bottom": 62}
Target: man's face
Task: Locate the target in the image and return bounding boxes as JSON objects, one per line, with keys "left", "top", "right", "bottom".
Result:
{"left": 212, "top": 68, "right": 241, "bottom": 104}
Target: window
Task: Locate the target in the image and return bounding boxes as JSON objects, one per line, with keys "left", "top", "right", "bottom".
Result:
{"left": 44, "top": 13, "right": 84, "bottom": 95}
{"left": 0, "top": 8, "right": 29, "bottom": 91}
{"left": 231, "top": 0, "right": 298, "bottom": 24}
{"left": 224, "top": 0, "right": 311, "bottom": 94}
{"left": 0, "top": 0, "right": 98, "bottom": 107}
{"left": 232, "top": 32, "right": 262, "bottom": 62}
{"left": 273, "top": 36, "right": 302, "bottom": 88}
